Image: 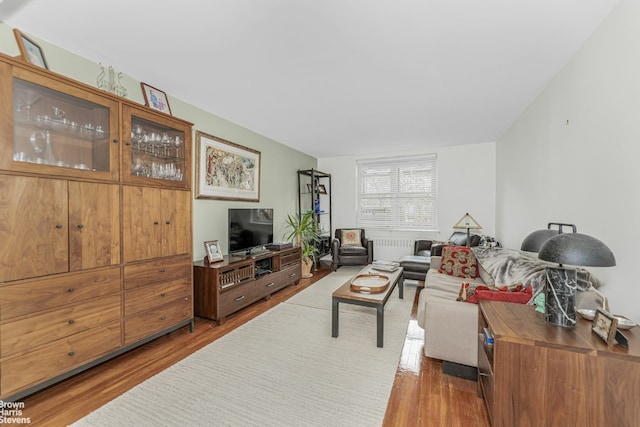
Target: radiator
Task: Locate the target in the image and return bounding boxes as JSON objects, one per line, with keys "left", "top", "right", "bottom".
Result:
{"left": 372, "top": 237, "right": 414, "bottom": 261}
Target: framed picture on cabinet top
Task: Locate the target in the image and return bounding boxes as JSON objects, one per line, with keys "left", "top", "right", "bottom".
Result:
{"left": 195, "top": 131, "right": 261, "bottom": 201}
{"left": 204, "top": 240, "right": 223, "bottom": 263}
{"left": 318, "top": 184, "right": 327, "bottom": 194}
{"left": 140, "top": 82, "right": 172, "bottom": 115}
{"left": 592, "top": 308, "right": 618, "bottom": 345}
{"left": 13, "top": 28, "right": 48, "bottom": 69}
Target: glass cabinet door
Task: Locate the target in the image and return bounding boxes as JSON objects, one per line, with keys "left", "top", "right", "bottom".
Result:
{"left": 122, "top": 105, "right": 191, "bottom": 189}
{"left": 5, "top": 69, "right": 119, "bottom": 180}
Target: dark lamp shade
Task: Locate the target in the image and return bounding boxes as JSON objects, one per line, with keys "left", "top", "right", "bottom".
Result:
{"left": 538, "top": 233, "right": 616, "bottom": 267}
{"left": 521, "top": 229, "right": 561, "bottom": 252}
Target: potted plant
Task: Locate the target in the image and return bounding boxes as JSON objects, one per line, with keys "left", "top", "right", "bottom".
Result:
{"left": 285, "top": 211, "right": 320, "bottom": 278}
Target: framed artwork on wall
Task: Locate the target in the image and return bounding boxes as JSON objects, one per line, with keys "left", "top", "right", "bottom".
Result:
{"left": 140, "top": 82, "right": 172, "bottom": 115}
{"left": 13, "top": 29, "right": 48, "bottom": 69}
{"left": 195, "top": 131, "right": 261, "bottom": 201}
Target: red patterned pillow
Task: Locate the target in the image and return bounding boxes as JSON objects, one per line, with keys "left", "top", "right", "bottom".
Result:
{"left": 457, "top": 282, "right": 532, "bottom": 304}
{"left": 476, "top": 286, "right": 532, "bottom": 304}
{"left": 439, "top": 246, "right": 478, "bottom": 278}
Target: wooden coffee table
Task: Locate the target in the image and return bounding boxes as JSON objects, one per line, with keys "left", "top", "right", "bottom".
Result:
{"left": 331, "top": 265, "right": 404, "bottom": 348}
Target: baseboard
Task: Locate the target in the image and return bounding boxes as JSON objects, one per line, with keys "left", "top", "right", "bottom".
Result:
{"left": 442, "top": 361, "right": 477, "bottom": 381}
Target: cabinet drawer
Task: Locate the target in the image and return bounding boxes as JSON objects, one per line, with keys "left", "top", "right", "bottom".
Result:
{"left": 1, "top": 294, "right": 121, "bottom": 358}
{"left": 0, "top": 322, "right": 121, "bottom": 397}
{"left": 124, "top": 297, "right": 192, "bottom": 344}
{"left": 279, "top": 265, "right": 301, "bottom": 286}
{"left": 0, "top": 267, "right": 121, "bottom": 320}
{"left": 124, "top": 255, "right": 191, "bottom": 289}
{"left": 124, "top": 277, "right": 192, "bottom": 316}
{"left": 219, "top": 282, "right": 257, "bottom": 317}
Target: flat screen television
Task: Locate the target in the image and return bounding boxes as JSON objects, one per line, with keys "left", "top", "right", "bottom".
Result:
{"left": 228, "top": 208, "right": 274, "bottom": 256}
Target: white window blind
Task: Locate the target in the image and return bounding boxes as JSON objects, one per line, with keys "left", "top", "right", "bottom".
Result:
{"left": 356, "top": 154, "right": 437, "bottom": 231}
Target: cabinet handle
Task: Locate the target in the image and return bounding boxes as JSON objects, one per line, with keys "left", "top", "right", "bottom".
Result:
{"left": 235, "top": 295, "right": 246, "bottom": 302}
{"left": 67, "top": 287, "right": 75, "bottom": 293}
{"left": 77, "top": 224, "right": 84, "bottom": 229}
{"left": 153, "top": 221, "right": 159, "bottom": 225}
{"left": 68, "top": 319, "right": 75, "bottom": 324}
{"left": 68, "top": 351, "right": 75, "bottom": 357}
{"left": 55, "top": 224, "right": 63, "bottom": 229}
{"left": 266, "top": 282, "right": 275, "bottom": 287}
{"left": 160, "top": 292, "right": 166, "bottom": 297}
{"left": 160, "top": 316, "right": 166, "bottom": 321}
{"left": 112, "top": 138, "right": 119, "bottom": 143}
{"left": 125, "top": 141, "right": 131, "bottom": 146}
{"left": 165, "top": 221, "right": 171, "bottom": 225}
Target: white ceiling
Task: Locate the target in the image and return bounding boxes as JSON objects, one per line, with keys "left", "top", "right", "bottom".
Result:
{"left": 0, "top": 0, "right": 619, "bottom": 158}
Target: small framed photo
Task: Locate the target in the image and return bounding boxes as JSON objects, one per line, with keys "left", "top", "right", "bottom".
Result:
{"left": 13, "top": 29, "right": 48, "bottom": 69}
{"left": 204, "top": 240, "right": 223, "bottom": 263}
{"left": 140, "top": 82, "right": 172, "bottom": 115}
{"left": 592, "top": 308, "right": 618, "bottom": 345}
{"left": 318, "top": 184, "right": 327, "bottom": 194}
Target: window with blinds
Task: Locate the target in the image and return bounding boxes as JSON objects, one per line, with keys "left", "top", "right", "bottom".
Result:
{"left": 356, "top": 154, "right": 437, "bottom": 231}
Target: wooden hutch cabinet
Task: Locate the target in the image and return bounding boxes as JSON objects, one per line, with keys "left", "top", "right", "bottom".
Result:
{"left": 0, "top": 53, "right": 194, "bottom": 401}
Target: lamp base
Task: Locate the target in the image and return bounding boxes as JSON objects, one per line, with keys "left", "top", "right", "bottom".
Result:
{"left": 544, "top": 266, "right": 577, "bottom": 328}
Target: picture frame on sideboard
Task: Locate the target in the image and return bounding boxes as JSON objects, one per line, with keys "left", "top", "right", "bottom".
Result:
{"left": 204, "top": 240, "right": 223, "bottom": 263}
{"left": 592, "top": 308, "right": 618, "bottom": 345}
{"left": 13, "top": 28, "right": 48, "bottom": 69}
{"left": 140, "top": 82, "right": 172, "bottom": 115}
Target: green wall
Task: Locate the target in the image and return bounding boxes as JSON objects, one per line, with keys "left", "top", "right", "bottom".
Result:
{"left": 0, "top": 22, "right": 317, "bottom": 260}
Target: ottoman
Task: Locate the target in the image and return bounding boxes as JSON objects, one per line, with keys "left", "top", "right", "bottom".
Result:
{"left": 399, "top": 255, "right": 430, "bottom": 281}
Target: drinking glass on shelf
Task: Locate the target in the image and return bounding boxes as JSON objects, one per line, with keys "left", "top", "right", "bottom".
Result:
{"left": 131, "top": 124, "right": 146, "bottom": 149}
{"left": 173, "top": 136, "right": 183, "bottom": 158}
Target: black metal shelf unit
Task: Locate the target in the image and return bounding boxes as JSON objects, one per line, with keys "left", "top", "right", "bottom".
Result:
{"left": 297, "top": 169, "right": 332, "bottom": 258}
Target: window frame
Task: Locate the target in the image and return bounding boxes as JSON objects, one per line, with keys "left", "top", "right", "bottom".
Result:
{"left": 356, "top": 154, "right": 438, "bottom": 232}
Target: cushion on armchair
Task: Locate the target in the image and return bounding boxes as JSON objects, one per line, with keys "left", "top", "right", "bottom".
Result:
{"left": 340, "top": 229, "right": 363, "bottom": 247}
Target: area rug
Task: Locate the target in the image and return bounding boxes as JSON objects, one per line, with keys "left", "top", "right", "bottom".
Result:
{"left": 72, "top": 267, "right": 416, "bottom": 427}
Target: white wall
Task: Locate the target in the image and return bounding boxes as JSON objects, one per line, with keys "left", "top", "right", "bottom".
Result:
{"left": 0, "top": 22, "right": 317, "bottom": 261}
{"left": 496, "top": 0, "right": 640, "bottom": 322}
{"left": 319, "top": 141, "right": 496, "bottom": 257}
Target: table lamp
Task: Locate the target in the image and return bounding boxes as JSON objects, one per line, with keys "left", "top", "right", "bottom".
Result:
{"left": 452, "top": 213, "right": 482, "bottom": 246}
{"left": 538, "top": 233, "right": 616, "bottom": 327}
{"left": 520, "top": 222, "right": 576, "bottom": 253}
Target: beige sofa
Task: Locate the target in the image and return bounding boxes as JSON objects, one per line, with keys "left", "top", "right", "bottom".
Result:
{"left": 416, "top": 256, "right": 483, "bottom": 367}
{"left": 416, "top": 247, "right": 606, "bottom": 369}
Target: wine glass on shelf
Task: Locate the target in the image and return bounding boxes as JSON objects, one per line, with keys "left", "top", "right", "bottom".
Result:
{"left": 173, "top": 135, "right": 183, "bottom": 158}
{"left": 160, "top": 132, "right": 171, "bottom": 156}
{"left": 131, "top": 124, "right": 146, "bottom": 150}
{"left": 15, "top": 90, "right": 42, "bottom": 121}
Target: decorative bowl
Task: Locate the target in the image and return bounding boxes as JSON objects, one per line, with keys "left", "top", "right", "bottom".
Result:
{"left": 577, "top": 309, "right": 595, "bottom": 320}
{"left": 615, "top": 315, "right": 636, "bottom": 330}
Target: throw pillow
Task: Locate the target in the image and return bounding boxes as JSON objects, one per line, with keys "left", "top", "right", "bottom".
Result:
{"left": 340, "top": 229, "right": 362, "bottom": 247}
{"left": 476, "top": 286, "right": 532, "bottom": 304}
{"left": 457, "top": 282, "right": 531, "bottom": 304}
{"left": 439, "top": 246, "right": 479, "bottom": 278}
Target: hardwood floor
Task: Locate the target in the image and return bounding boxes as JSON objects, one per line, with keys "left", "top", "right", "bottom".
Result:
{"left": 18, "top": 262, "right": 490, "bottom": 426}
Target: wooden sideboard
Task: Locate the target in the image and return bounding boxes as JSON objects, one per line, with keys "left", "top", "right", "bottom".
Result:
{"left": 478, "top": 300, "right": 640, "bottom": 426}
{"left": 193, "top": 247, "right": 301, "bottom": 324}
